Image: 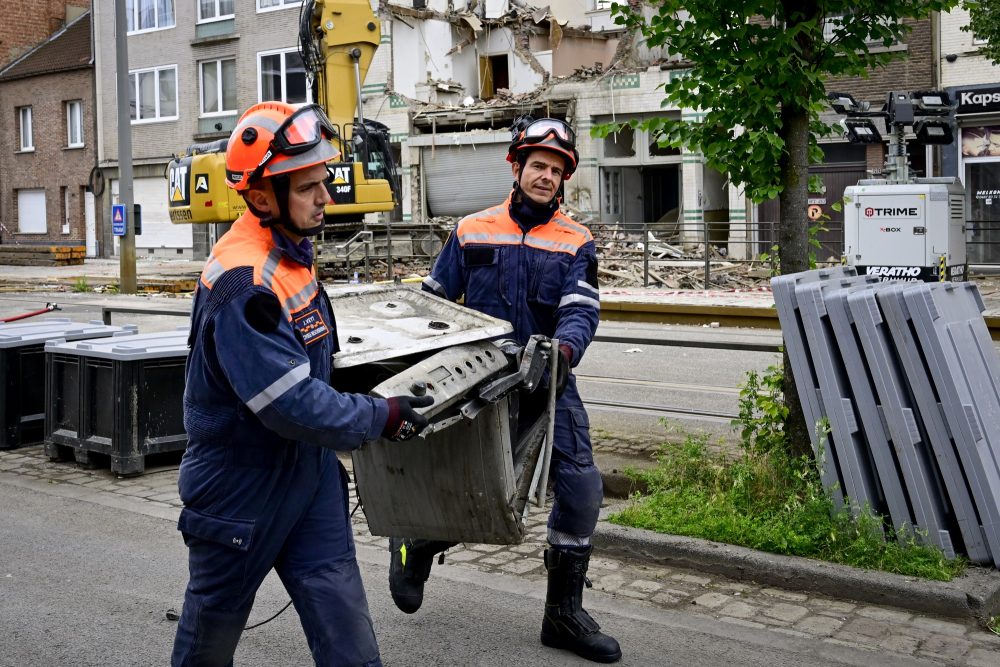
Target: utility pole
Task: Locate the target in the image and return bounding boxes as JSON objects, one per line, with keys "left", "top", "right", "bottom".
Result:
{"left": 114, "top": 0, "right": 137, "bottom": 294}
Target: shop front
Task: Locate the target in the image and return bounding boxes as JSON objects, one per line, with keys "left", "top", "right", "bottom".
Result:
{"left": 944, "top": 83, "right": 1000, "bottom": 264}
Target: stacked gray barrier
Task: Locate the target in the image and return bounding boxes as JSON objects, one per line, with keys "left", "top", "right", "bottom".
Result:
{"left": 774, "top": 271, "right": 1000, "bottom": 567}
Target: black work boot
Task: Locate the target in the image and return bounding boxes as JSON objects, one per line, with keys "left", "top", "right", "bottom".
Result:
{"left": 541, "top": 546, "right": 622, "bottom": 663}
{"left": 388, "top": 537, "right": 455, "bottom": 614}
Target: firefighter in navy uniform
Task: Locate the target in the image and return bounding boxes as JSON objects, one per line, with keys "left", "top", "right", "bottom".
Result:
{"left": 172, "top": 101, "right": 433, "bottom": 667}
{"left": 391, "top": 117, "right": 621, "bottom": 663}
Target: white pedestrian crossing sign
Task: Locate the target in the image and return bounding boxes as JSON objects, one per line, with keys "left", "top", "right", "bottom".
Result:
{"left": 112, "top": 204, "right": 126, "bottom": 237}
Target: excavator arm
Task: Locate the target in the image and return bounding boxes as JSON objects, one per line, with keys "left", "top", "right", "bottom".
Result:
{"left": 167, "top": 0, "right": 397, "bottom": 226}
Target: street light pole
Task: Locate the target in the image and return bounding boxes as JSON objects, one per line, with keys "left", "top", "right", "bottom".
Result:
{"left": 114, "top": 0, "right": 137, "bottom": 294}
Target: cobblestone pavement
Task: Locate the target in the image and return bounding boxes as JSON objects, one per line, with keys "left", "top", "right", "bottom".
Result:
{"left": 3, "top": 445, "right": 1000, "bottom": 665}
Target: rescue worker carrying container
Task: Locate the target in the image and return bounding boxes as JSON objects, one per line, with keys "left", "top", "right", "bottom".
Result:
{"left": 393, "top": 116, "right": 621, "bottom": 663}
{"left": 172, "top": 101, "right": 433, "bottom": 667}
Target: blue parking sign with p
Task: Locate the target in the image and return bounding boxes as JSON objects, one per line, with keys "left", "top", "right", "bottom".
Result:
{"left": 112, "top": 204, "right": 126, "bottom": 237}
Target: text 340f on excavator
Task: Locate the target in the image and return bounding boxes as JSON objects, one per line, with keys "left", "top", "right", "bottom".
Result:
{"left": 166, "top": 0, "right": 398, "bottom": 239}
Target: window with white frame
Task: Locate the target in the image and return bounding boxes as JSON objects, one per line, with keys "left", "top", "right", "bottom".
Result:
{"left": 126, "top": 0, "right": 175, "bottom": 33}
{"left": 16, "top": 189, "right": 46, "bottom": 233}
{"left": 66, "top": 100, "right": 84, "bottom": 148}
{"left": 199, "top": 0, "right": 234, "bottom": 22}
{"left": 823, "top": 13, "right": 899, "bottom": 48}
{"left": 257, "top": 0, "right": 301, "bottom": 12}
{"left": 129, "top": 65, "right": 178, "bottom": 122}
{"left": 200, "top": 59, "right": 237, "bottom": 116}
{"left": 258, "top": 49, "right": 310, "bottom": 104}
{"left": 17, "top": 106, "right": 33, "bottom": 151}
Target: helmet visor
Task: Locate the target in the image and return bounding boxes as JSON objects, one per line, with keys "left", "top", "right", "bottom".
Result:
{"left": 522, "top": 118, "right": 576, "bottom": 147}
{"left": 273, "top": 105, "right": 337, "bottom": 156}
{"left": 246, "top": 105, "right": 337, "bottom": 185}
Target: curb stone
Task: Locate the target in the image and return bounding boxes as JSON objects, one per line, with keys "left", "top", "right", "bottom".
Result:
{"left": 593, "top": 503, "right": 1000, "bottom": 623}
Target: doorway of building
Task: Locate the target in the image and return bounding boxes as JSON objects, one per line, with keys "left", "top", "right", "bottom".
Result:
{"left": 600, "top": 165, "right": 679, "bottom": 229}
{"left": 965, "top": 158, "right": 1000, "bottom": 264}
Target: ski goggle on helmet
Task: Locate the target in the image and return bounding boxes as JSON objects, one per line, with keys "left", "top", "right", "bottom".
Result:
{"left": 507, "top": 116, "right": 580, "bottom": 179}
{"left": 226, "top": 102, "right": 340, "bottom": 192}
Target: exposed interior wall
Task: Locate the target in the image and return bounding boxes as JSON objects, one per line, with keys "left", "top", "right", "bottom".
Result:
{"left": 391, "top": 22, "right": 423, "bottom": 98}
{"left": 702, "top": 167, "right": 728, "bottom": 213}
{"left": 481, "top": 28, "right": 543, "bottom": 93}
{"left": 424, "top": 20, "right": 457, "bottom": 82}
{"left": 552, "top": 36, "right": 617, "bottom": 76}
{"left": 528, "top": 33, "right": 618, "bottom": 76}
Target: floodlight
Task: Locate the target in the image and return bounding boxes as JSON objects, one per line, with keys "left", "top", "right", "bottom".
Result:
{"left": 828, "top": 91, "right": 859, "bottom": 114}
{"left": 913, "top": 118, "right": 954, "bottom": 145}
{"left": 909, "top": 90, "right": 954, "bottom": 115}
{"left": 841, "top": 118, "right": 883, "bottom": 144}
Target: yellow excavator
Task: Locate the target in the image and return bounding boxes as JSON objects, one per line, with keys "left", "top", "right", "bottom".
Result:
{"left": 166, "top": 0, "right": 398, "bottom": 233}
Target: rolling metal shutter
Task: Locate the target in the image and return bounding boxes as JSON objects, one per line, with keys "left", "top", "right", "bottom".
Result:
{"left": 422, "top": 142, "right": 513, "bottom": 218}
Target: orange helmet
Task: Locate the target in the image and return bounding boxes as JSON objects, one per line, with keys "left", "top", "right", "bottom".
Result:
{"left": 507, "top": 116, "right": 579, "bottom": 179}
{"left": 225, "top": 102, "right": 340, "bottom": 192}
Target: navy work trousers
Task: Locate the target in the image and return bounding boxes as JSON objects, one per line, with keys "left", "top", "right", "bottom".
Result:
{"left": 171, "top": 441, "right": 380, "bottom": 667}
{"left": 521, "top": 375, "right": 603, "bottom": 540}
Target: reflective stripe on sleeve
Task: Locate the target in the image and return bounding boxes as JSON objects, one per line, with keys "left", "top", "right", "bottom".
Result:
{"left": 558, "top": 293, "right": 600, "bottom": 310}
{"left": 261, "top": 247, "right": 283, "bottom": 290}
{"left": 282, "top": 280, "right": 319, "bottom": 320}
{"left": 423, "top": 275, "right": 446, "bottom": 297}
{"left": 577, "top": 280, "right": 599, "bottom": 296}
{"left": 202, "top": 255, "right": 225, "bottom": 287}
{"left": 245, "top": 363, "right": 312, "bottom": 414}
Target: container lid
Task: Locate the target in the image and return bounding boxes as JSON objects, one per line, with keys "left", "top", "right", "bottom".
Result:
{"left": 0, "top": 318, "right": 135, "bottom": 349}
{"left": 329, "top": 285, "right": 513, "bottom": 368}
{"left": 44, "top": 329, "right": 189, "bottom": 360}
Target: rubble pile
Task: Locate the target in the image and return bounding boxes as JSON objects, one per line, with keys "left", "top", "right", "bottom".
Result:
{"left": 591, "top": 226, "right": 771, "bottom": 289}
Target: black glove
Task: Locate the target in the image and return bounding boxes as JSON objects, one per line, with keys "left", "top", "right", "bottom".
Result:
{"left": 382, "top": 395, "right": 435, "bottom": 441}
{"left": 555, "top": 343, "right": 573, "bottom": 398}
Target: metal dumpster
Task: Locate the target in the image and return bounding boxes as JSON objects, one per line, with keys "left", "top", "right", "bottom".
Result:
{"left": 329, "top": 285, "right": 555, "bottom": 545}
{"left": 0, "top": 319, "right": 130, "bottom": 450}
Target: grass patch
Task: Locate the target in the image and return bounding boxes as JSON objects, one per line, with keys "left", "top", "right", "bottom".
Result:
{"left": 609, "top": 364, "right": 965, "bottom": 582}
{"left": 71, "top": 277, "right": 91, "bottom": 293}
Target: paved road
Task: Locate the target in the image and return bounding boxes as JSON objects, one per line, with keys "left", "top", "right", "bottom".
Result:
{"left": 0, "top": 480, "right": 939, "bottom": 667}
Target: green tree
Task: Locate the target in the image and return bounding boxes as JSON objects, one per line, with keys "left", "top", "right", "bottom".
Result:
{"left": 605, "top": 1, "right": 955, "bottom": 457}
{"left": 962, "top": 1, "right": 1000, "bottom": 64}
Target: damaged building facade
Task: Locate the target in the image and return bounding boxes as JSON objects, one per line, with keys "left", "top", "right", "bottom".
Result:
{"left": 360, "top": 0, "right": 747, "bottom": 258}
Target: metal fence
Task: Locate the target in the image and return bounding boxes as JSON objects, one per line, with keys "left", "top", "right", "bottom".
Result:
{"left": 317, "top": 217, "right": 1000, "bottom": 286}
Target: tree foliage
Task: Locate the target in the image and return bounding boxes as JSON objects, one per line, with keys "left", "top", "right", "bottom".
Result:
{"left": 962, "top": 0, "right": 1000, "bottom": 64}
{"left": 603, "top": 1, "right": 955, "bottom": 205}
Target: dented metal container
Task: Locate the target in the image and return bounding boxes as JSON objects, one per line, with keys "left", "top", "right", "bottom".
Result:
{"left": 329, "top": 285, "right": 550, "bottom": 544}
{"left": 328, "top": 284, "right": 513, "bottom": 368}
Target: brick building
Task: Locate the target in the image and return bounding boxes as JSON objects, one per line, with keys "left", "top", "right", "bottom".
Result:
{"left": 0, "top": 1, "right": 89, "bottom": 68}
{"left": 0, "top": 11, "right": 98, "bottom": 253}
